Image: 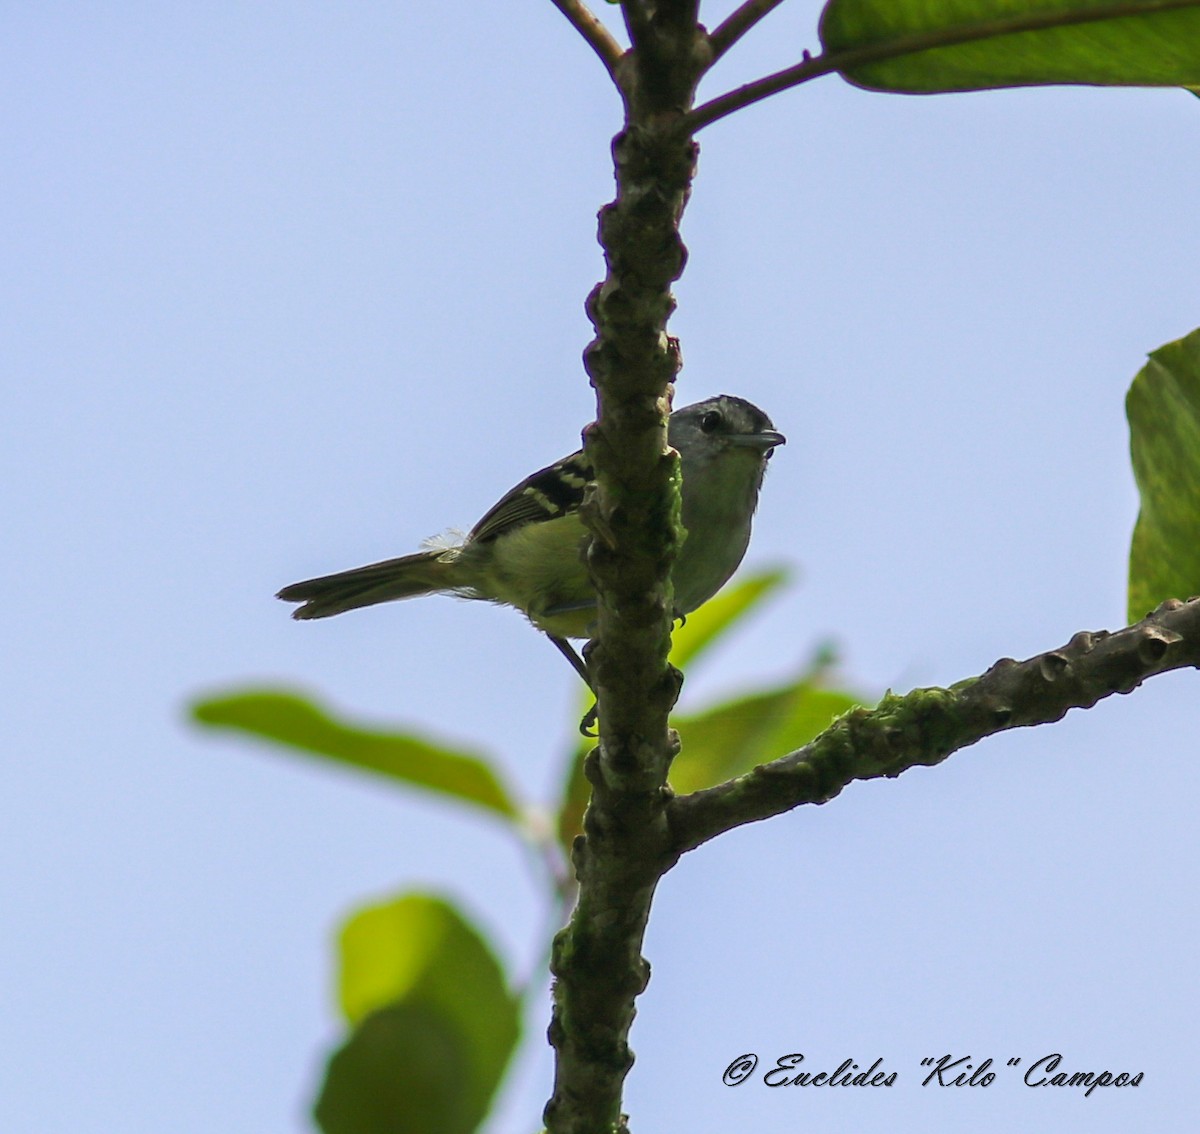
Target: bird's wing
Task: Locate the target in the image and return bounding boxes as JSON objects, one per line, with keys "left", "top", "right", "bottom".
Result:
{"left": 468, "top": 449, "right": 594, "bottom": 544}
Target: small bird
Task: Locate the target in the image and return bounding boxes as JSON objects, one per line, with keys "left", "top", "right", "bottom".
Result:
{"left": 278, "top": 395, "right": 784, "bottom": 682}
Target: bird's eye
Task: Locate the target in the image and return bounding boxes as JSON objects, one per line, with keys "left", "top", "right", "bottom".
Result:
{"left": 699, "top": 410, "right": 723, "bottom": 433}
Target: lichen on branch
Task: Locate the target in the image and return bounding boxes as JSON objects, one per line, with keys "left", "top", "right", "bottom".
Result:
{"left": 669, "top": 597, "right": 1200, "bottom": 853}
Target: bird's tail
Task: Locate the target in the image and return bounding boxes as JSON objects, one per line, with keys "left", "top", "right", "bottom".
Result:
{"left": 277, "top": 549, "right": 459, "bottom": 619}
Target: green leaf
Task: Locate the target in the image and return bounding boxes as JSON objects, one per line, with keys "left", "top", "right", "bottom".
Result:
{"left": 190, "top": 688, "right": 519, "bottom": 820}
{"left": 316, "top": 893, "right": 520, "bottom": 1134}
{"left": 819, "top": 0, "right": 1200, "bottom": 94}
{"left": 671, "top": 677, "right": 865, "bottom": 794}
{"left": 314, "top": 1001, "right": 477, "bottom": 1134}
{"left": 1127, "top": 327, "right": 1200, "bottom": 621}
{"left": 669, "top": 566, "right": 791, "bottom": 670}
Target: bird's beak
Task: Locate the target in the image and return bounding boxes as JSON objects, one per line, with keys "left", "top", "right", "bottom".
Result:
{"left": 730, "top": 430, "right": 786, "bottom": 451}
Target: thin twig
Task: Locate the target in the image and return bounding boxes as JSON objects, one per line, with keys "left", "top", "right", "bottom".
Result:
{"left": 707, "top": 0, "right": 787, "bottom": 63}
{"left": 549, "top": 0, "right": 624, "bottom": 78}
{"left": 688, "top": 0, "right": 1200, "bottom": 131}
{"left": 687, "top": 51, "right": 829, "bottom": 131}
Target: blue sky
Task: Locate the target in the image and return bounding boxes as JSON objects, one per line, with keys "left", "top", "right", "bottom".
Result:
{"left": 3, "top": 3, "right": 1199, "bottom": 1131}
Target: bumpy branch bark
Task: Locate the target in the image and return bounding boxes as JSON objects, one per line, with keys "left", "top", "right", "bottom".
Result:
{"left": 543, "top": 5, "right": 711, "bottom": 1134}
{"left": 669, "top": 598, "right": 1200, "bottom": 853}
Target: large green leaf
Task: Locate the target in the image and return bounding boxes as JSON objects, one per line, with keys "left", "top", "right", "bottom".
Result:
{"left": 671, "top": 677, "right": 865, "bottom": 794}
{"left": 190, "top": 688, "right": 519, "bottom": 820}
{"left": 315, "top": 1001, "right": 476, "bottom": 1134}
{"left": 315, "top": 893, "right": 520, "bottom": 1134}
{"left": 1127, "top": 327, "right": 1200, "bottom": 621}
{"left": 819, "top": 0, "right": 1200, "bottom": 94}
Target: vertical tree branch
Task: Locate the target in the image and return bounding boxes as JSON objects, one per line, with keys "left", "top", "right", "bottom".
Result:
{"left": 542, "top": 5, "right": 711, "bottom": 1133}
{"left": 619, "top": 0, "right": 654, "bottom": 47}
{"left": 549, "top": 0, "right": 625, "bottom": 78}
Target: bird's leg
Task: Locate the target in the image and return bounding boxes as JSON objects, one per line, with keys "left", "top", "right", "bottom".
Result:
{"left": 548, "top": 633, "right": 590, "bottom": 684}
{"left": 547, "top": 634, "right": 598, "bottom": 736}
{"left": 578, "top": 704, "right": 599, "bottom": 736}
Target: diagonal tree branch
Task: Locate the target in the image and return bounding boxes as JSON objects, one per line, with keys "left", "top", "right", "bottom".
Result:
{"left": 668, "top": 597, "right": 1200, "bottom": 854}
{"left": 550, "top": 0, "right": 625, "bottom": 78}
{"left": 686, "top": 50, "right": 828, "bottom": 132}
{"left": 707, "top": 0, "right": 788, "bottom": 64}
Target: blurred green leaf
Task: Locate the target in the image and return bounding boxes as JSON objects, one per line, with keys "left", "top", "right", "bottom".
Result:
{"left": 671, "top": 677, "right": 866, "bottom": 795}
{"left": 1127, "top": 327, "right": 1200, "bottom": 621}
{"left": 314, "top": 1001, "right": 475, "bottom": 1134}
{"left": 190, "top": 689, "right": 519, "bottom": 820}
{"left": 820, "top": 0, "right": 1200, "bottom": 94}
{"left": 315, "top": 893, "right": 520, "bottom": 1134}
{"left": 669, "top": 566, "right": 790, "bottom": 670}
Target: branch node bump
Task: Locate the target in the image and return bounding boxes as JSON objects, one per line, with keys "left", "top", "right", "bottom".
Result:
{"left": 1039, "top": 652, "right": 1070, "bottom": 681}
{"left": 665, "top": 727, "right": 682, "bottom": 760}
{"left": 1138, "top": 628, "right": 1181, "bottom": 664}
{"left": 583, "top": 747, "right": 604, "bottom": 787}
{"left": 1067, "top": 630, "right": 1102, "bottom": 653}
